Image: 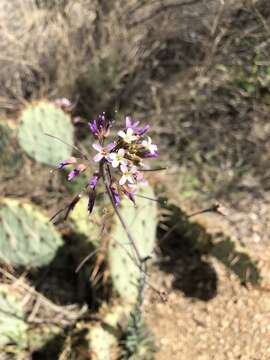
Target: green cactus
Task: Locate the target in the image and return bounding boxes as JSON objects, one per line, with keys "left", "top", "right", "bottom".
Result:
{"left": 0, "top": 198, "right": 63, "bottom": 267}
{"left": 89, "top": 324, "right": 118, "bottom": 360}
{"left": 0, "top": 121, "right": 23, "bottom": 179}
{"left": 70, "top": 196, "right": 102, "bottom": 247}
{"left": 17, "top": 101, "right": 74, "bottom": 166}
{"left": 0, "top": 285, "right": 28, "bottom": 349}
{"left": 88, "top": 304, "right": 132, "bottom": 360}
{"left": 109, "top": 186, "right": 157, "bottom": 303}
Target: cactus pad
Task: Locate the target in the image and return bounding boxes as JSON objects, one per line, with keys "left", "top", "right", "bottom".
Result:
{"left": 18, "top": 101, "right": 74, "bottom": 166}
{"left": 109, "top": 186, "right": 157, "bottom": 303}
{"left": 0, "top": 121, "right": 23, "bottom": 179}
{"left": 0, "top": 286, "right": 27, "bottom": 349}
{"left": 89, "top": 304, "right": 132, "bottom": 360}
{"left": 70, "top": 196, "right": 101, "bottom": 246}
{"left": 0, "top": 199, "right": 63, "bottom": 267}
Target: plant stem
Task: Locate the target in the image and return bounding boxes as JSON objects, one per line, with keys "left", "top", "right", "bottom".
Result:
{"left": 101, "top": 162, "right": 142, "bottom": 266}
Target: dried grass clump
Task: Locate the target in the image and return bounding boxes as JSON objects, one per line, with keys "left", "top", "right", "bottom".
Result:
{"left": 0, "top": 0, "right": 96, "bottom": 110}
{"left": 0, "top": 0, "right": 174, "bottom": 114}
{"left": 0, "top": 0, "right": 211, "bottom": 115}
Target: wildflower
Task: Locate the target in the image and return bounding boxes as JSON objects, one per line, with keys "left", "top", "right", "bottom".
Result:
{"left": 53, "top": 112, "right": 159, "bottom": 221}
{"left": 118, "top": 128, "right": 137, "bottom": 144}
{"left": 133, "top": 171, "right": 148, "bottom": 187}
{"left": 108, "top": 149, "right": 128, "bottom": 168}
{"left": 92, "top": 143, "right": 115, "bottom": 162}
{"left": 88, "top": 113, "right": 111, "bottom": 138}
{"left": 119, "top": 164, "right": 137, "bottom": 185}
{"left": 141, "top": 137, "right": 158, "bottom": 155}
{"left": 125, "top": 116, "right": 150, "bottom": 135}
{"left": 89, "top": 171, "right": 100, "bottom": 189}
{"left": 68, "top": 164, "right": 86, "bottom": 181}
{"left": 57, "top": 156, "right": 77, "bottom": 169}
{"left": 110, "top": 184, "right": 121, "bottom": 207}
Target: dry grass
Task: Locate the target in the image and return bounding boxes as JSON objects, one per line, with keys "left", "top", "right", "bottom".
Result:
{"left": 0, "top": 0, "right": 171, "bottom": 113}
{"left": 1, "top": 0, "right": 270, "bottom": 195}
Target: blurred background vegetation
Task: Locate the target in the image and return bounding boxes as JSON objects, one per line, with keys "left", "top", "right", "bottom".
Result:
{"left": 0, "top": 0, "right": 270, "bottom": 359}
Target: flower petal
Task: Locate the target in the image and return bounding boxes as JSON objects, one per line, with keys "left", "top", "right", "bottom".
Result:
{"left": 89, "top": 171, "right": 99, "bottom": 189}
{"left": 112, "top": 159, "right": 119, "bottom": 168}
{"left": 118, "top": 148, "right": 125, "bottom": 157}
{"left": 120, "top": 158, "right": 128, "bottom": 166}
{"left": 119, "top": 175, "right": 127, "bottom": 185}
{"left": 106, "top": 142, "right": 116, "bottom": 151}
{"left": 127, "top": 128, "right": 133, "bottom": 136}
{"left": 125, "top": 116, "right": 132, "bottom": 128}
{"left": 68, "top": 169, "right": 79, "bottom": 181}
{"left": 110, "top": 186, "right": 121, "bottom": 207}
{"left": 92, "top": 143, "right": 102, "bottom": 151}
{"left": 109, "top": 153, "right": 116, "bottom": 160}
{"left": 94, "top": 153, "right": 103, "bottom": 162}
{"left": 118, "top": 130, "right": 126, "bottom": 138}
{"left": 127, "top": 175, "right": 134, "bottom": 184}
{"left": 120, "top": 164, "right": 128, "bottom": 173}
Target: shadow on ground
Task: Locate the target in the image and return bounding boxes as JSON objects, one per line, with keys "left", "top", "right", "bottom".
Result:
{"left": 157, "top": 200, "right": 260, "bottom": 301}
{"left": 27, "top": 231, "right": 108, "bottom": 310}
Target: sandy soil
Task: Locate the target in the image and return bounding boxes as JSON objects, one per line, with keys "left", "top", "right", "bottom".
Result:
{"left": 144, "top": 190, "right": 270, "bottom": 360}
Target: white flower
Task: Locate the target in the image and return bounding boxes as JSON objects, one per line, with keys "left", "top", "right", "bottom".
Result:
{"left": 118, "top": 128, "right": 137, "bottom": 143}
{"left": 119, "top": 164, "right": 137, "bottom": 185}
{"left": 141, "top": 136, "right": 158, "bottom": 154}
{"left": 92, "top": 143, "right": 115, "bottom": 162}
{"left": 108, "top": 148, "right": 128, "bottom": 168}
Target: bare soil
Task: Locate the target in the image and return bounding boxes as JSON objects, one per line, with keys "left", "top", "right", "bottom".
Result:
{"left": 144, "top": 188, "right": 270, "bottom": 360}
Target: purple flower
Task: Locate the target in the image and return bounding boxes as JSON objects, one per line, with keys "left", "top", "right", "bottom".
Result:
{"left": 52, "top": 113, "right": 159, "bottom": 224}
{"left": 68, "top": 164, "right": 86, "bottom": 181}
{"left": 92, "top": 143, "right": 115, "bottom": 162}
{"left": 141, "top": 137, "right": 158, "bottom": 155}
{"left": 88, "top": 119, "right": 99, "bottom": 135}
{"left": 57, "top": 156, "right": 77, "bottom": 169}
{"left": 89, "top": 171, "right": 100, "bottom": 189}
{"left": 125, "top": 116, "right": 150, "bottom": 135}
{"left": 88, "top": 114, "right": 111, "bottom": 138}
{"left": 143, "top": 151, "right": 159, "bottom": 158}
{"left": 110, "top": 185, "right": 121, "bottom": 207}
{"left": 133, "top": 171, "right": 148, "bottom": 187}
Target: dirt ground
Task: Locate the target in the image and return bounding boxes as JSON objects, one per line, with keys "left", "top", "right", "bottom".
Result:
{"left": 144, "top": 187, "right": 270, "bottom": 360}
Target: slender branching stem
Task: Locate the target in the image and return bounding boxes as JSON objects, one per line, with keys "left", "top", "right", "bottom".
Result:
{"left": 101, "top": 161, "right": 167, "bottom": 303}
{"left": 101, "top": 162, "right": 142, "bottom": 266}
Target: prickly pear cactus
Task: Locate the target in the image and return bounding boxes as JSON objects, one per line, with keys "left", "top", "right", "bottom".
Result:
{"left": 70, "top": 197, "right": 101, "bottom": 246}
{"left": 109, "top": 186, "right": 157, "bottom": 303}
{"left": 0, "top": 121, "right": 23, "bottom": 179}
{"left": 88, "top": 304, "right": 132, "bottom": 360}
{"left": 0, "top": 285, "right": 27, "bottom": 349}
{"left": 17, "top": 101, "right": 74, "bottom": 166}
{"left": 0, "top": 199, "right": 63, "bottom": 267}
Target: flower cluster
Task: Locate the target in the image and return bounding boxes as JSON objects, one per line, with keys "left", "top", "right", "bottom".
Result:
{"left": 54, "top": 114, "right": 158, "bottom": 222}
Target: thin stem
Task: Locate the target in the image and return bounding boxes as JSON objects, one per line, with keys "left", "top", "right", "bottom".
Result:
{"left": 139, "top": 167, "right": 167, "bottom": 172}
{"left": 44, "top": 133, "right": 89, "bottom": 160}
{"left": 101, "top": 161, "right": 167, "bottom": 302}
{"left": 101, "top": 162, "right": 142, "bottom": 265}
{"left": 135, "top": 193, "right": 159, "bottom": 202}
